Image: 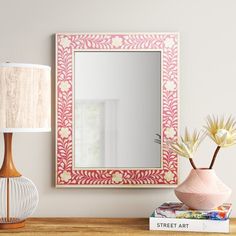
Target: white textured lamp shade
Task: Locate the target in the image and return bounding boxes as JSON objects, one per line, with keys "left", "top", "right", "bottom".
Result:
{"left": 0, "top": 63, "right": 51, "bottom": 132}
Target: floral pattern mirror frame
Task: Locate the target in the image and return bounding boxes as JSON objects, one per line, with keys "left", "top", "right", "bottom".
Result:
{"left": 56, "top": 33, "right": 179, "bottom": 187}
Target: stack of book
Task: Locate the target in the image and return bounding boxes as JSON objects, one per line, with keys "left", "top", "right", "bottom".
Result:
{"left": 149, "top": 202, "right": 232, "bottom": 233}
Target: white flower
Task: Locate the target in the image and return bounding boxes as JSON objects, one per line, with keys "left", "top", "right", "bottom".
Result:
{"left": 60, "top": 171, "right": 71, "bottom": 182}
{"left": 164, "top": 38, "right": 175, "bottom": 48}
{"left": 164, "top": 171, "right": 174, "bottom": 182}
{"left": 165, "top": 127, "right": 176, "bottom": 139}
{"left": 165, "top": 81, "right": 176, "bottom": 91}
{"left": 59, "top": 127, "right": 70, "bottom": 139}
{"left": 168, "top": 129, "right": 205, "bottom": 159}
{"left": 112, "top": 36, "right": 123, "bottom": 47}
{"left": 112, "top": 172, "right": 123, "bottom": 183}
{"left": 60, "top": 37, "right": 71, "bottom": 48}
{"left": 59, "top": 81, "right": 70, "bottom": 92}
{"left": 205, "top": 116, "right": 236, "bottom": 147}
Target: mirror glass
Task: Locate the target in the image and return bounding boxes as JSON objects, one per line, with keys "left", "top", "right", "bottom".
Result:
{"left": 74, "top": 51, "right": 161, "bottom": 168}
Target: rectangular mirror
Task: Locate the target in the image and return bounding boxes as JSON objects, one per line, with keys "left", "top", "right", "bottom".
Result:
{"left": 56, "top": 33, "right": 179, "bottom": 187}
{"left": 74, "top": 51, "right": 161, "bottom": 168}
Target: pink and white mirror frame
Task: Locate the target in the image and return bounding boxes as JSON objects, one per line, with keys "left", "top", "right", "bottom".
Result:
{"left": 56, "top": 33, "right": 179, "bottom": 188}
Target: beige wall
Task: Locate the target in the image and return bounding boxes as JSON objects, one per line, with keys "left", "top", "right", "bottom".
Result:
{"left": 0, "top": 0, "right": 236, "bottom": 217}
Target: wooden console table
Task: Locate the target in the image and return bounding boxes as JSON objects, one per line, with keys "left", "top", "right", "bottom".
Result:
{"left": 0, "top": 218, "right": 235, "bottom": 236}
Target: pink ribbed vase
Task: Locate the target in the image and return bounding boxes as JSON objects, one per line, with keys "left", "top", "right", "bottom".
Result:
{"left": 175, "top": 169, "right": 231, "bottom": 210}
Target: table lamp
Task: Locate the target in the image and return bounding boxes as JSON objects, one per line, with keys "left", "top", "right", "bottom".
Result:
{"left": 0, "top": 63, "right": 51, "bottom": 229}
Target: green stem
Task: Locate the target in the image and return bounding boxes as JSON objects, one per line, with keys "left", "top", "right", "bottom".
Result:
{"left": 209, "top": 146, "right": 221, "bottom": 169}
{"left": 189, "top": 158, "right": 197, "bottom": 169}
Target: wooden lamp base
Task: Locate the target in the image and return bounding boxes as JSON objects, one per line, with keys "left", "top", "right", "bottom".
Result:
{"left": 0, "top": 220, "right": 25, "bottom": 229}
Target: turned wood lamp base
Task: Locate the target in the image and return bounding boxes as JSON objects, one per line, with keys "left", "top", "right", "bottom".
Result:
{"left": 0, "top": 220, "right": 25, "bottom": 229}
{"left": 0, "top": 133, "right": 38, "bottom": 229}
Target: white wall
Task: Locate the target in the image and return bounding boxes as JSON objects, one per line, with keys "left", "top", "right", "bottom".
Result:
{"left": 0, "top": 0, "right": 236, "bottom": 217}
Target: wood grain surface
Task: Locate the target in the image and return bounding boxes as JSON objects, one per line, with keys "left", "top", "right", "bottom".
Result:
{"left": 0, "top": 66, "right": 51, "bottom": 130}
{"left": 0, "top": 218, "right": 235, "bottom": 236}
{"left": 0, "top": 133, "right": 21, "bottom": 177}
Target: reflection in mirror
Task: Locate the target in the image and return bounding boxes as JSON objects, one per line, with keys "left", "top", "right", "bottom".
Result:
{"left": 74, "top": 51, "right": 161, "bottom": 168}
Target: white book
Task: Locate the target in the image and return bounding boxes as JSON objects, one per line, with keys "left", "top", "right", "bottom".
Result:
{"left": 149, "top": 215, "right": 230, "bottom": 233}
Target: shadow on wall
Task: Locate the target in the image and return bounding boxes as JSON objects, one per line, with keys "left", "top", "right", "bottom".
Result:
{"left": 51, "top": 34, "right": 56, "bottom": 188}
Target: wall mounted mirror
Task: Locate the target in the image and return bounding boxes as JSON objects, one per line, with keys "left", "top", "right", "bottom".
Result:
{"left": 56, "top": 33, "right": 179, "bottom": 187}
{"left": 74, "top": 51, "right": 161, "bottom": 168}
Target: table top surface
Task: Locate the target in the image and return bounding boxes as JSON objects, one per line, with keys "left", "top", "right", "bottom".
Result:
{"left": 0, "top": 218, "right": 235, "bottom": 236}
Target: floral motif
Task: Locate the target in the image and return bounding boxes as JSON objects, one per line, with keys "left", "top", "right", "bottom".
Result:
{"left": 164, "top": 171, "right": 175, "bottom": 182}
{"left": 112, "top": 172, "right": 123, "bottom": 183}
{"left": 164, "top": 37, "right": 175, "bottom": 48}
{"left": 59, "top": 127, "right": 70, "bottom": 139}
{"left": 165, "top": 81, "right": 176, "bottom": 91}
{"left": 60, "top": 37, "right": 71, "bottom": 48}
{"left": 165, "top": 127, "right": 176, "bottom": 139}
{"left": 56, "top": 33, "right": 178, "bottom": 186}
{"left": 59, "top": 81, "right": 70, "bottom": 92}
{"left": 60, "top": 171, "right": 71, "bottom": 182}
{"left": 111, "top": 36, "right": 123, "bottom": 48}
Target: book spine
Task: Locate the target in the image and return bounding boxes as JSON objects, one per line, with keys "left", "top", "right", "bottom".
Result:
{"left": 149, "top": 217, "right": 229, "bottom": 233}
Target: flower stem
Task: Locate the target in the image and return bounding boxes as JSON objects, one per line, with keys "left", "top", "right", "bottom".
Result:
{"left": 209, "top": 146, "right": 221, "bottom": 169}
{"left": 189, "top": 158, "right": 197, "bottom": 169}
